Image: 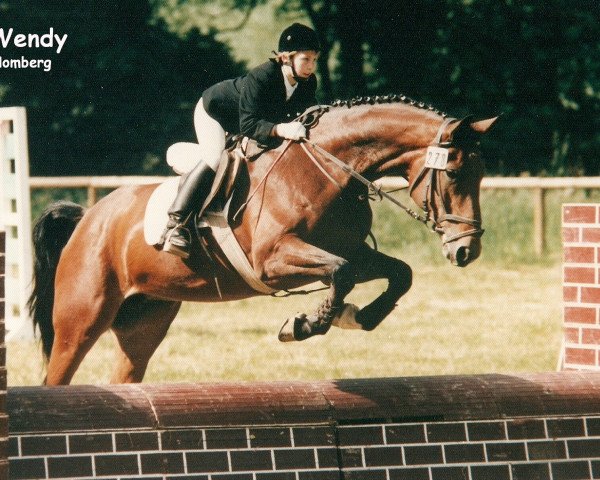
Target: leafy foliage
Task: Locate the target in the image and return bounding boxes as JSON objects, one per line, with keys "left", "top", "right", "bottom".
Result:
{"left": 214, "top": 0, "right": 599, "bottom": 175}
{"left": 0, "top": 0, "right": 598, "bottom": 176}
{"left": 0, "top": 0, "right": 244, "bottom": 175}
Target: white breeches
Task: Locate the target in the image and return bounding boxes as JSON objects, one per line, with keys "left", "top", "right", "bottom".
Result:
{"left": 194, "top": 98, "right": 226, "bottom": 172}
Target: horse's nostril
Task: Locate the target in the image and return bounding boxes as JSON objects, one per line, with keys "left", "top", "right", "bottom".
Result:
{"left": 455, "top": 246, "right": 469, "bottom": 265}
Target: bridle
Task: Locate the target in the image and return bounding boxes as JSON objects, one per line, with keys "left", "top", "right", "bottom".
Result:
{"left": 298, "top": 112, "right": 484, "bottom": 244}
{"left": 407, "top": 117, "right": 485, "bottom": 244}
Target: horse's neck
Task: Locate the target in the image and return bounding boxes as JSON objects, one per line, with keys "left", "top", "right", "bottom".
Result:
{"left": 313, "top": 105, "right": 439, "bottom": 180}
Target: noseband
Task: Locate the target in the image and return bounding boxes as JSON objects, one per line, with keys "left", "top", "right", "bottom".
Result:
{"left": 408, "top": 118, "right": 484, "bottom": 245}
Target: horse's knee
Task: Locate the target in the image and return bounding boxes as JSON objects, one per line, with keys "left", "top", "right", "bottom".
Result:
{"left": 389, "top": 261, "right": 412, "bottom": 296}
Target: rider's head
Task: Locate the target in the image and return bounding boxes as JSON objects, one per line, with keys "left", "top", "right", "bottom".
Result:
{"left": 275, "top": 23, "right": 320, "bottom": 82}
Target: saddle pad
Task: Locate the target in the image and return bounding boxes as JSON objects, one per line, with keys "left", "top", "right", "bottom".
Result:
{"left": 143, "top": 179, "right": 276, "bottom": 295}
{"left": 143, "top": 177, "right": 179, "bottom": 246}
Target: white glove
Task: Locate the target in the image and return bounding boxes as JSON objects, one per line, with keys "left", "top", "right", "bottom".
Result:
{"left": 275, "top": 121, "right": 306, "bottom": 141}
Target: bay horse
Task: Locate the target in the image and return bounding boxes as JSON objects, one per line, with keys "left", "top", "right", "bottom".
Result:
{"left": 28, "top": 96, "right": 498, "bottom": 385}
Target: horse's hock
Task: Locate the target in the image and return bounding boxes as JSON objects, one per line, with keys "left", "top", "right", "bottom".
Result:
{"left": 3, "top": 204, "right": 600, "bottom": 480}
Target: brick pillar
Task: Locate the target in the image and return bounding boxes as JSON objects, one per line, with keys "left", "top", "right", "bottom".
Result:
{"left": 562, "top": 203, "right": 600, "bottom": 370}
{"left": 0, "top": 228, "right": 8, "bottom": 479}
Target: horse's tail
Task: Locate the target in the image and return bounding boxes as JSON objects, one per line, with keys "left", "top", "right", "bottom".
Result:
{"left": 27, "top": 201, "right": 85, "bottom": 361}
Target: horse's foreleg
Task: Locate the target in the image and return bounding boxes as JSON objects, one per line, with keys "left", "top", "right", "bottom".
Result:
{"left": 282, "top": 259, "right": 356, "bottom": 341}
{"left": 263, "top": 236, "right": 356, "bottom": 342}
{"left": 110, "top": 295, "right": 181, "bottom": 383}
{"left": 335, "top": 243, "right": 412, "bottom": 331}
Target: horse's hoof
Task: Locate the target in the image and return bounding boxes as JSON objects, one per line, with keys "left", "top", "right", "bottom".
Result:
{"left": 278, "top": 313, "right": 308, "bottom": 342}
{"left": 278, "top": 318, "right": 296, "bottom": 342}
{"left": 332, "top": 303, "right": 362, "bottom": 330}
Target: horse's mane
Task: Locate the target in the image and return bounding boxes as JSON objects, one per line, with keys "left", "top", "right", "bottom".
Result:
{"left": 329, "top": 94, "right": 448, "bottom": 118}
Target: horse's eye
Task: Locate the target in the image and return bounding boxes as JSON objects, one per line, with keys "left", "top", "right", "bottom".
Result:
{"left": 446, "top": 169, "right": 459, "bottom": 180}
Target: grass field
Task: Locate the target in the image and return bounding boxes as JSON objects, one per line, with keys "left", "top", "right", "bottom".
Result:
{"left": 8, "top": 187, "right": 596, "bottom": 385}
{"left": 8, "top": 262, "right": 561, "bottom": 385}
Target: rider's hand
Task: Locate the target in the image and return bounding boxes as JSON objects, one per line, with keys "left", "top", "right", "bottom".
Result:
{"left": 275, "top": 121, "right": 307, "bottom": 141}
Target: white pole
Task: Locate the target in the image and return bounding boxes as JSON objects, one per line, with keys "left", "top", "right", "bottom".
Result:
{"left": 0, "top": 107, "right": 34, "bottom": 340}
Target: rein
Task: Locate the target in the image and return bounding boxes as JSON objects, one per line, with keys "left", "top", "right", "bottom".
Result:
{"left": 299, "top": 140, "right": 427, "bottom": 224}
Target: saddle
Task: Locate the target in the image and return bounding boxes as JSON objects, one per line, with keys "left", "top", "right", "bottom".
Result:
{"left": 144, "top": 137, "right": 277, "bottom": 295}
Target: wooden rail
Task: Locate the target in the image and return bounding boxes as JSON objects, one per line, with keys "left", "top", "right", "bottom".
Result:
{"left": 29, "top": 176, "right": 600, "bottom": 255}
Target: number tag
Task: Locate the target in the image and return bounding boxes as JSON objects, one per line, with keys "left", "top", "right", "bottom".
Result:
{"left": 425, "top": 147, "right": 449, "bottom": 170}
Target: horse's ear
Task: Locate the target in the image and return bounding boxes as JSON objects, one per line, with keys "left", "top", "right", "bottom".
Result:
{"left": 469, "top": 115, "right": 501, "bottom": 134}
{"left": 448, "top": 115, "right": 474, "bottom": 142}
{"left": 451, "top": 114, "right": 501, "bottom": 143}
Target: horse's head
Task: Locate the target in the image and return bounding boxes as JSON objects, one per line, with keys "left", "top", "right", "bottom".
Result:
{"left": 305, "top": 99, "right": 499, "bottom": 267}
{"left": 408, "top": 115, "right": 499, "bottom": 267}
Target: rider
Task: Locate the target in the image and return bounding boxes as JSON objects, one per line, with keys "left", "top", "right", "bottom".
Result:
{"left": 162, "top": 23, "right": 321, "bottom": 258}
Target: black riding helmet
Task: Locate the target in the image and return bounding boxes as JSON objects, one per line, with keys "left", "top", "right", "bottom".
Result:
{"left": 278, "top": 23, "right": 320, "bottom": 53}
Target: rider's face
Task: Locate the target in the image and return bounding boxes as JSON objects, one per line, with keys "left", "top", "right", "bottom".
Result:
{"left": 291, "top": 51, "right": 319, "bottom": 79}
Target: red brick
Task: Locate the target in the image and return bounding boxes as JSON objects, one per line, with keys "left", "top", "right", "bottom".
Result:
{"left": 564, "top": 286, "right": 578, "bottom": 302}
{"left": 582, "top": 287, "right": 600, "bottom": 304}
{"left": 565, "top": 347, "right": 596, "bottom": 366}
{"left": 582, "top": 328, "right": 600, "bottom": 346}
{"left": 565, "top": 327, "right": 580, "bottom": 343}
{"left": 564, "top": 267, "right": 596, "bottom": 284}
{"left": 564, "top": 246, "right": 595, "bottom": 264}
{"left": 563, "top": 227, "right": 580, "bottom": 243}
{"left": 564, "top": 307, "right": 597, "bottom": 324}
{"left": 582, "top": 227, "right": 600, "bottom": 243}
{"left": 564, "top": 205, "right": 597, "bottom": 224}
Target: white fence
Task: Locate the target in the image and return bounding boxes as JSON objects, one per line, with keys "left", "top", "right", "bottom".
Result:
{"left": 29, "top": 176, "right": 600, "bottom": 256}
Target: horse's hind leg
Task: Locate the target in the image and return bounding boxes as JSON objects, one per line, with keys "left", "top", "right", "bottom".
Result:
{"left": 46, "top": 287, "right": 123, "bottom": 386}
{"left": 110, "top": 295, "right": 181, "bottom": 383}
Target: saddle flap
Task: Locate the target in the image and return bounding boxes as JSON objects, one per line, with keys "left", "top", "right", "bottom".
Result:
{"left": 144, "top": 151, "right": 243, "bottom": 246}
{"left": 201, "top": 149, "right": 242, "bottom": 213}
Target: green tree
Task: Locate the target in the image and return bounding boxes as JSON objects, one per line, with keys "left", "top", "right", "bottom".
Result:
{"left": 0, "top": 0, "right": 244, "bottom": 175}
{"left": 201, "top": 0, "right": 599, "bottom": 175}
{"left": 432, "top": 0, "right": 600, "bottom": 175}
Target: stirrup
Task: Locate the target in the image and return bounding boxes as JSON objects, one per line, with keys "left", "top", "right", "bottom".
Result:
{"left": 162, "top": 224, "right": 191, "bottom": 259}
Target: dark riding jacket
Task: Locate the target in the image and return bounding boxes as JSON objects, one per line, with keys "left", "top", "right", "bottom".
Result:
{"left": 202, "top": 59, "right": 317, "bottom": 145}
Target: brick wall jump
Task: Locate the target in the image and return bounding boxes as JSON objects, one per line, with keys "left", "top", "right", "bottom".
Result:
{"left": 563, "top": 204, "right": 600, "bottom": 370}
{"left": 8, "top": 374, "right": 600, "bottom": 480}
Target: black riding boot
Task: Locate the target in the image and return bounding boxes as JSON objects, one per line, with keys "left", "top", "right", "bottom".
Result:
{"left": 162, "top": 161, "right": 216, "bottom": 259}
